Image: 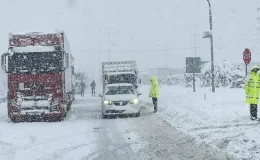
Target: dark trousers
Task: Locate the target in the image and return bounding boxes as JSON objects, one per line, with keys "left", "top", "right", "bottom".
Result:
{"left": 91, "top": 88, "right": 95, "bottom": 96}
{"left": 152, "top": 98, "right": 158, "bottom": 111}
{"left": 81, "top": 90, "right": 84, "bottom": 97}
{"left": 250, "top": 104, "right": 258, "bottom": 118}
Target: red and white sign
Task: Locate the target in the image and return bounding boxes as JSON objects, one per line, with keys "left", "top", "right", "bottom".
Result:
{"left": 243, "top": 48, "right": 251, "bottom": 65}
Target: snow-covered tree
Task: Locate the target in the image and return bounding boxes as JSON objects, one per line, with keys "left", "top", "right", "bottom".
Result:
{"left": 185, "top": 61, "right": 244, "bottom": 88}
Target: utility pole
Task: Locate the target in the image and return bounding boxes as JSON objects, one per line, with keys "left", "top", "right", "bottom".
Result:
{"left": 108, "top": 35, "right": 111, "bottom": 61}
{"left": 164, "top": 51, "right": 168, "bottom": 68}
{"left": 193, "top": 34, "right": 196, "bottom": 92}
{"left": 194, "top": 34, "right": 198, "bottom": 57}
{"left": 98, "top": 30, "right": 120, "bottom": 61}
{"left": 98, "top": 42, "right": 101, "bottom": 84}
{"left": 193, "top": 34, "right": 199, "bottom": 92}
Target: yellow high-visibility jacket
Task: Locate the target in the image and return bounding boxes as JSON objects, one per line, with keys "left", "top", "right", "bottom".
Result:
{"left": 149, "top": 76, "right": 159, "bottom": 98}
{"left": 245, "top": 72, "right": 260, "bottom": 104}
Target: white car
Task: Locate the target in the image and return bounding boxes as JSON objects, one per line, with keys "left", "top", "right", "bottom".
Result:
{"left": 101, "top": 83, "right": 141, "bottom": 118}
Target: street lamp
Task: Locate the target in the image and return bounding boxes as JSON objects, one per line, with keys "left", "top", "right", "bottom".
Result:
{"left": 202, "top": 0, "right": 215, "bottom": 93}
{"left": 98, "top": 30, "right": 120, "bottom": 61}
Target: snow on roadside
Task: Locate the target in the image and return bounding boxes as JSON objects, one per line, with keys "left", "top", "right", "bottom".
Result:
{"left": 0, "top": 102, "right": 98, "bottom": 160}
{"left": 139, "top": 85, "right": 260, "bottom": 160}
{"left": 0, "top": 121, "right": 98, "bottom": 160}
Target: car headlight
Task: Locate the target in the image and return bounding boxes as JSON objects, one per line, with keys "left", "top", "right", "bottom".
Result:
{"left": 104, "top": 100, "right": 112, "bottom": 105}
{"left": 130, "top": 99, "right": 139, "bottom": 104}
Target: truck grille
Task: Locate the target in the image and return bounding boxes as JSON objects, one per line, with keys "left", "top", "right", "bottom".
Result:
{"left": 22, "top": 106, "right": 49, "bottom": 110}
{"left": 113, "top": 101, "right": 129, "bottom": 106}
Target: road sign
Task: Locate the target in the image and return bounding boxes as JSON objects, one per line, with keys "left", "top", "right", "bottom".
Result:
{"left": 243, "top": 48, "right": 251, "bottom": 65}
{"left": 185, "top": 57, "right": 201, "bottom": 73}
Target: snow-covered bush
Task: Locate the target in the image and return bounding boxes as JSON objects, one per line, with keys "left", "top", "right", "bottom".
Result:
{"left": 184, "top": 73, "right": 203, "bottom": 87}
{"left": 157, "top": 74, "right": 184, "bottom": 86}
{"left": 140, "top": 74, "right": 184, "bottom": 86}
{"left": 185, "top": 61, "right": 244, "bottom": 88}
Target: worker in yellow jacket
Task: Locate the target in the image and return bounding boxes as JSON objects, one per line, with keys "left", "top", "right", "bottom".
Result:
{"left": 149, "top": 76, "right": 159, "bottom": 113}
{"left": 245, "top": 65, "right": 260, "bottom": 120}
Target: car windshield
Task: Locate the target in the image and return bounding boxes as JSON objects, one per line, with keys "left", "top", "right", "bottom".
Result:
{"left": 8, "top": 52, "right": 63, "bottom": 74}
{"left": 105, "top": 86, "right": 135, "bottom": 95}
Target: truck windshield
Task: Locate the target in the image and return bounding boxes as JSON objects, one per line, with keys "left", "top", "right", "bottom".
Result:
{"left": 107, "top": 74, "right": 136, "bottom": 84}
{"left": 8, "top": 52, "right": 63, "bottom": 74}
{"left": 105, "top": 86, "right": 135, "bottom": 95}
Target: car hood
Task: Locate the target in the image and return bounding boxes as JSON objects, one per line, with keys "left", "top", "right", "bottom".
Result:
{"left": 104, "top": 94, "right": 137, "bottom": 101}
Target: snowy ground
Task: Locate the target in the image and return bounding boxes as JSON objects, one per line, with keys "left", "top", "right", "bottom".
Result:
{"left": 0, "top": 85, "right": 257, "bottom": 159}
{"left": 0, "top": 90, "right": 226, "bottom": 160}
{"left": 139, "top": 85, "right": 260, "bottom": 160}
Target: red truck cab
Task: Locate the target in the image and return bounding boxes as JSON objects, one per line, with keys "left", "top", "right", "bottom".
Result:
{"left": 1, "top": 30, "right": 75, "bottom": 122}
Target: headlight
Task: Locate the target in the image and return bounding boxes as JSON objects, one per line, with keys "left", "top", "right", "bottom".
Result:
{"left": 130, "top": 99, "right": 139, "bottom": 104}
{"left": 104, "top": 100, "right": 112, "bottom": 105}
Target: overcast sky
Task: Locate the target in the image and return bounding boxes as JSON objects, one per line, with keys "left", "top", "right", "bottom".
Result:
{"left": 0, "top": 0, "right": 260, "bottom": 79}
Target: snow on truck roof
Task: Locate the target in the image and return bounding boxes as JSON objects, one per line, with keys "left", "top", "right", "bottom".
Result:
{"left": 10, "top": 30, "right": 64, "bottom": 36}
{"left": 106, "top": 83, "right": 133, "bottom": 87}
{"left": 106, "top": 71, "right": 135, "bottom": 75}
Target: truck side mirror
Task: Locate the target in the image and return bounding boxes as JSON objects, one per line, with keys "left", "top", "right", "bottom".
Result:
{"left": 1, "top": 53, "right": 8, "bottom": 73}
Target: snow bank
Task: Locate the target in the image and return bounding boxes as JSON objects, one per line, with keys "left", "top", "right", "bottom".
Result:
{"left": 140, "top": 85, "right": 260, "bottom": 160}
{"left": 185, "top": 61, "right": 244, "bottom": 88}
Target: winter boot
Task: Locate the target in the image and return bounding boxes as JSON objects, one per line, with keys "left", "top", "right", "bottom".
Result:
{"left": 250, "top": 104, "right": 258, "bottom": 120}
{"left": 153, "top": 104, "right": 157, "bottom": 113}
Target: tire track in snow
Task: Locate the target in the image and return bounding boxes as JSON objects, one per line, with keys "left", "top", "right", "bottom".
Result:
{"left": 86, "top": 119, "right": 138, "bottom": 160}
{"left": 132, "top": 106, "right": 227, "bottom": 160}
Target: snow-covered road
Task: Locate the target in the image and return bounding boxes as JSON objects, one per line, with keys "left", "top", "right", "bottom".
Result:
{"left": 0, "top": 93, "right": 225, "bottom": 160}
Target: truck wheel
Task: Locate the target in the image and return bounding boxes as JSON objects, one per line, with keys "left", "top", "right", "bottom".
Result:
{"left": 11, "top": 117, "right": 18, "bottom": 123}
{"left": 135, "top": 111, "right": 140, "bottom": 117}
{"left": 102, "top": 113, "right": 107, "bottom": 119}
{"left": 63, "top": 110, "right": 67, "bottom": 117}
{"left": 58, "top": 116, "right": 64, "bottom": 121}
{"left": 67, "top": 103, "right": 71, "bottom": 111}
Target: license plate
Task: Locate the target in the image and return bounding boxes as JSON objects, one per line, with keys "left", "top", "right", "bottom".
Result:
{"left": 27, "top": 112, "right": 42, "bottom": 116}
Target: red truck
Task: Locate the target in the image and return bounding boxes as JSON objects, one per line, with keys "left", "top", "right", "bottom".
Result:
{"left": 1, "top": 30, "right": 75, "bottom": 122}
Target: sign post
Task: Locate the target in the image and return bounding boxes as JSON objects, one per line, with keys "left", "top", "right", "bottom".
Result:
{"left": 243, "top": 48, "right": 251, "bottom": 76}
{"left": 186, "top": 57, "right": 201, "bottom": 92}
